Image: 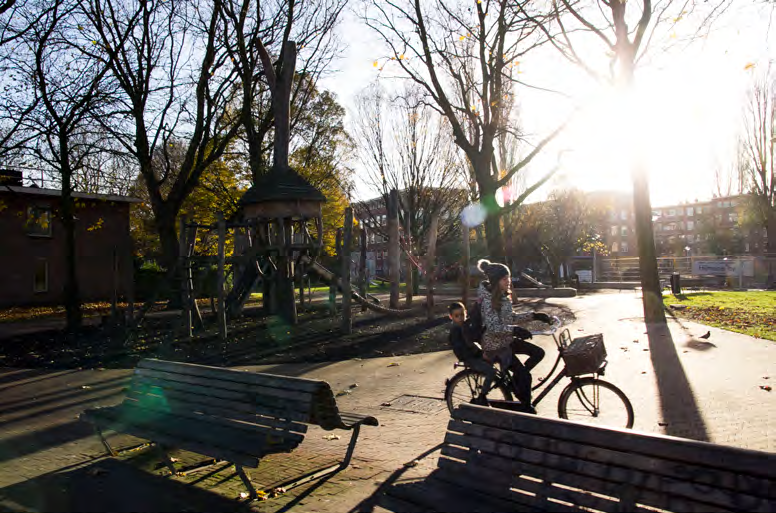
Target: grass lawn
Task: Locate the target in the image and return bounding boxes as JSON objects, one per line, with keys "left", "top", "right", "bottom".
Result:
{"left": 664, "top": 291, "right": 776, "bottom": 341}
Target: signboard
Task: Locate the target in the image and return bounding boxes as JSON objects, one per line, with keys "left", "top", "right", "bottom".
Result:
{"left": 691, "top": 260, "right": 754, "bottom": 277}
{"left": 576, "top": 270, "right": 593, "bottom": 283}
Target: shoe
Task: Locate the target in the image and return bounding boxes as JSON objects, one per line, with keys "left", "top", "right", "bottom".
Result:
{"left": 517, "top": 403, "right": 537, "bottom": 415}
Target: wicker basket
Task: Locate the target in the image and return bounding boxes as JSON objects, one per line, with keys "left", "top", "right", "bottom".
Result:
{"left": 562, "top": 333, "right": 607, "bottom": 376}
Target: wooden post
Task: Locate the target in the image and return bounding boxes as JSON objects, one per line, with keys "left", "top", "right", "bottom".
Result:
{"left": 330, "top": 228, "right": 341, "bottom": 316}
{"left": 216, "top": 213, "right": 227, "bottom": 340}
{"left": 277, "top": 217, "right": 297, "bottom": 325}
{"left": 388, "top": 189, "right": 400, "bottom": 309}
{"left": 405, "top": 214, "right": 413, "bottom": 306}
{"left": 359, "top": 226, "right": 367, "bottom": 311}
{"left": 179, "top": 215, "right": 192, "bottom": 339}
{"left": 462, "top": 223, "right": 470, "bottom": 306}
{"left": 426, "top": 214, "right": 439, "bottom": 319}
{"left": 342, "top": 208, "right": 353, "bottom": 334}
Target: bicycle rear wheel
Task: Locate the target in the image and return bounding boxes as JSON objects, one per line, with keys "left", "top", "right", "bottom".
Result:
{"left": 445, "top": 369, "right": 512, "bottom": 414}
{"left": 557, "top": 377, "right": 634, "bottom": 429}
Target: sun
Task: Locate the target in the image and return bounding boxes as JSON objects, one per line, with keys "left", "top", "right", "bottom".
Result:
{"left": 553, "top": 54, "right": 749, "bottom": 206}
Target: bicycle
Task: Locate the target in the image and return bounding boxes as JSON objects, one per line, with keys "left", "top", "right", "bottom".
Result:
{"left": 444, "top": 316, "right": 635, "bottom": 429}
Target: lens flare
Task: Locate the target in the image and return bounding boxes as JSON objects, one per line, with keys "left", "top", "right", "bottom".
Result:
{"left": 461, "top": 203, "right": 487, "bottom": 227}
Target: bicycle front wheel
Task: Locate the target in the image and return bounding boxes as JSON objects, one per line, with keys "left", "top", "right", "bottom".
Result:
{"left": 558, "top": 377, "right": 634, "bottom": 429}
{"left": 445, "top": 369, "right": 512, "bottom": 415}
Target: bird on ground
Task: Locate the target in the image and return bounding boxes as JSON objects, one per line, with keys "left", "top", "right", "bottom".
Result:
{"left": 699, "top": 331, "right": 711, "bottom": 340}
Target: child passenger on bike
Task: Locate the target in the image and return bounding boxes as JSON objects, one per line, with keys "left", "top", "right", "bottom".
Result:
{"left": 476, "top": 259, "right": 550, "bottom": 414}
{"left": 447, "top": 302, "right": 495, "bottom": 404}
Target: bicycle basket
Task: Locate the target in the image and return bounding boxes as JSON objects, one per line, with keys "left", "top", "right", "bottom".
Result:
{"left": 562, "top": 333, "right": 607, "bottom": 376}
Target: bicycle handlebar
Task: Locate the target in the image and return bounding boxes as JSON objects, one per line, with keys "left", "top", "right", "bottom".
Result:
{"left": 530, "top": 315, "right": 562, "bottom": 336}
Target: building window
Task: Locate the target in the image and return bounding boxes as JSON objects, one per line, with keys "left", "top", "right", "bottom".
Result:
{"left": 33, "top": 258, "right": 48, "bottom": 293}
{"left": 696, "top": 206, "right": 703, "bottom": 214}
{"left": 26, "top": 205, "right": 52, "bottom": 237}
{"left": 687, "top": 234, "right": 694, "bottom": 243}
{"left": 610, "top": 226, "right": 618, "bottom": 236}
{"left": 620, "top": 242, "right": 629, "bottom": 253}
{"left": 686, "top": 207, "right": 694, "bottom": 216}
{"left": 668, "top": 209, "right": 676, "bottom": 217}
{"left": 728, "top": 213, "right": 738, "bottom": 223}
{"left": 620, "top": 209, "right": 627, "bottom": 220}
{"left": 686, "top": 220, "right": 694, "bottom": 230}
{"left": 745, "top": 242, "right": 750, "bottom": 252}
{"left": 611, "top": 242, "right": 619, "bottom": 253}
{"left": 620, "top": 226, "right": 628, "bottom": 236}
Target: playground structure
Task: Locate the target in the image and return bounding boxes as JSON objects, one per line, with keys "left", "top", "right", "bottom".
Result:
{"left": 177, "top": 183, "right": 432, "bottom": 340}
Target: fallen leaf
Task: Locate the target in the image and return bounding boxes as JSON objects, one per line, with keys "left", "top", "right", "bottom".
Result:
{"left": 404, "top": 460, "right": 419, "bottom": 468}
{"left": 658, "top": 422, "right": 668, "bottom": 427}
{"left": 760, "top": 385, "right": 772, "bottom": 392}
{"left": 349, "top": 383, "right": 359, "bottom": 388}
{"left": 387, "top": 362, "right": 400, "bottom": 367}
{"left": 380, "top": 402, "right": 392, "bottom": 407}
{"left": 239, "top": 492, "right": 250, "bottom": 499}
{"left": 323, "top": 434, "right": 341, "bottom": 441}
{"left": 81, "top": 385, "right": 91, "bottom": 389}
{"left": 336, "top": 390, "right": 351, "bottom": 397}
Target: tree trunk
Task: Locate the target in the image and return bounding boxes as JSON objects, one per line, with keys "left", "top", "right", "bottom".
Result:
{"left": 482, "top": 192, "right": 505, "bottom": 259}
{"left": 405, "top": 214, "right": 413, "bottom": 306}
{"left": 60, "top": 164, "right": 82, "bottom": 332}
{"left": 388, "top": 189, "right": 400, "bottom": 308}
{"left": 633, "top": 165, "right": 666, "bottom": 325}
{"left": 425, "top": 214, "right": 439, "bottom": 320}
{"left": 155, "top": 209, "right": 182, "bottom": 308}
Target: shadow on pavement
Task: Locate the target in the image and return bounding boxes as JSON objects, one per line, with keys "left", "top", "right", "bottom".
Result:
{"left": 0, "top": 420, "right": 97, "bottom": 465}
{"left": 0, "top": 458, "right": 253, "bottom": 513}
{"left": 349, "top": 443, "right": 443, "bottom": 513}
{"left": 646, "top": 322, "right": 710, "bottom": 441}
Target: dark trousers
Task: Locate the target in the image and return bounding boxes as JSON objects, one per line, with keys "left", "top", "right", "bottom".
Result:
{"left": 509, "top": 339, "right": 545, "bottom": 405}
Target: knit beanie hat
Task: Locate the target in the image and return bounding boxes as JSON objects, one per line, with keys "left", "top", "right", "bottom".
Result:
{"left": 477, "top": 259, "right": 510, "bottom": 284}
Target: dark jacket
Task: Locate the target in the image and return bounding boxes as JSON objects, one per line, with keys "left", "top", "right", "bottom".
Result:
{"left": 449, "top": 322, "right": 483, "bottom": 362}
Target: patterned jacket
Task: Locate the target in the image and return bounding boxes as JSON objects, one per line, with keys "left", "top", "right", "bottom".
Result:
{"left": 478, "top": 282, "right": 532, "bottom": 352}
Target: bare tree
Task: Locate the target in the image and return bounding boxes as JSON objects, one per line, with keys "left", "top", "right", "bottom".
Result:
{"left": 19, "top": 0, "right": 114, "bottom": 330}
{"left": 741, "top": 69, "right": 775, "bottom": 280}
{"left": 362, "top": 0, "right": 566, "bottom": 259}
{"left": 79, "top": 0, "right": 242, "bottom": 284}
{"left": 524, "top": 0, "right": 734, "bottom": 325}
{"left": 353, "top": 82, "right": 467, "bottom": 253}
{"left": 219, "top": 0, "right": 347, "bottom": 183}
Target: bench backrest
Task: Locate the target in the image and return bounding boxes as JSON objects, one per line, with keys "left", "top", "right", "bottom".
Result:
{"left": 126, "top": 359, "right": 347, "bottom": 441}
{"left": 440, "top": 404, "right": 776, "bottom": 513}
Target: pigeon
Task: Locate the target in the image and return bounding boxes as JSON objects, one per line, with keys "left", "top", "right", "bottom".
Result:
{"left": 699, "top": 331, "right": 711, "bottom": 340}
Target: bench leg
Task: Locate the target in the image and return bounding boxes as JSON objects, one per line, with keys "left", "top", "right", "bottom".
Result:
{"left": 340, "top": 424, "right": 361, "bottom": 470}
{"left": 158, "top": 446, "right": 179, "bottom": 476}
{"left": 93, "top": 425, "right": 117, "bottom": 457}
{"left": 235, "top": 465, "right": 257, "bottom": 500}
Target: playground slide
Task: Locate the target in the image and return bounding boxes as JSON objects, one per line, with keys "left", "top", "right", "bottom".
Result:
{"left": 302, "top": 257, "right": 415, "bottom": 315}
{"left": 519, "top": 271, "right": 549, "bottom": 289}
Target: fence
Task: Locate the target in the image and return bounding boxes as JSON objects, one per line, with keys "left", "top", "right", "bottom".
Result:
{"left": 580, "top": 255, "right": 775, "bottom": 289}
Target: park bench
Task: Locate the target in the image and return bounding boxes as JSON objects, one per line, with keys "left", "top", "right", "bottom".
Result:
{"left": 80, "top": 358, "right": 378, "bottom": 499}
{"left": 377, "top": 404, "right": 776, "bottom": 512}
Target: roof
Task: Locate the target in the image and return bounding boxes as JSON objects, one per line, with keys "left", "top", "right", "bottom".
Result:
{"left": 0, "top": 185, "right": 142, "bottom": 203}
{"left": 239, "top": 165, "right": 326, "bottom": 205}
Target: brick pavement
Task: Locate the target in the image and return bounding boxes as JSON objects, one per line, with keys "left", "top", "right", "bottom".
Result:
{"left": 0, "top": 290, "right": 773, "bottom": 512}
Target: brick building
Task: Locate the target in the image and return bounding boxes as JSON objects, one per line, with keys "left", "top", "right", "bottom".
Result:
{"left": 0, "top": 177, "right": 139, "bottom": 307}
{"left": 585, "top": 191, "right": 766, "bottom": 257}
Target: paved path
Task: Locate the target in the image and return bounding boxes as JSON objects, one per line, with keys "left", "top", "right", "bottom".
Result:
{"left": 0, "top": 291, "right": 772, "bottom": 512}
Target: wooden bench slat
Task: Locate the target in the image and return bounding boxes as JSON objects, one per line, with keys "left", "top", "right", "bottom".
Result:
{"left": 138, "top": 359, "right": 323, "bottom": 393}
{"left": 128, "top": 379, "right": 311, "bottom": 424}
{"left": 448, "top": 418, "right": 773, "bottom": 500}
{"left": 122, "top": 395, "right": 307, "bottom": 438}
{"left": 437, "top": 455, "right": 624, "bottom": 513}
{"left": 445, "top": 422, "right": 772, "bottom": 512}
{"left": 453, "top": 405, "right": 776, "bottom": 480}
{"left": 86, "top": 404, "right": 301, "bottom": 457}
{"left": 132, "top": 373, "right": 313, "bottom": 416}
{"left": 433, "top": 461, "right": 581, "bottom": 513}
{"left": 82, "top": 410, "right": 262, "bottom": 467}
{"left": 134, "top": 367, "right": 316, "bottom": 405}
{"left": 440, "top": 444, "right": 733, "bottom": 513}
